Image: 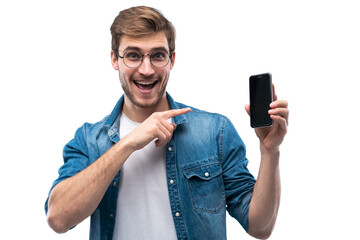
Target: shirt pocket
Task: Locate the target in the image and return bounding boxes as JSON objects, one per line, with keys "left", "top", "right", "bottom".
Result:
{"left": 182, "top": 157, "right": 225, "bottom": 213}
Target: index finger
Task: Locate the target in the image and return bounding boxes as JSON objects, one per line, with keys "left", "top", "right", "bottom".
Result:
{"left": 162, "top": 108, "right": 191, "bottom": 119}
{"left": 270, "top": 99, "right": 288, "bottom": 109}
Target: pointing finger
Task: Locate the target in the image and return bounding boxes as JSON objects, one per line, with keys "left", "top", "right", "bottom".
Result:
{"left": 162, "top": 108, "right": 191, "bottom": 119}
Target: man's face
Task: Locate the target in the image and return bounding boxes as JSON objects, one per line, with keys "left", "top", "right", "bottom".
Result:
{"left": 111, "top": 31, "right": 175, "bottom": 109}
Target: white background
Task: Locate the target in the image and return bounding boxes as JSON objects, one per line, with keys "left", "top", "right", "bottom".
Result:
{"left": 1, "top": 0, "right": 359, "bottom": 239}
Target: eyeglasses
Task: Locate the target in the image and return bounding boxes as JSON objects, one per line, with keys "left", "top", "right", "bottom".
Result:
{"left": 118, "top": 49, "right": 171, "bottom": 68}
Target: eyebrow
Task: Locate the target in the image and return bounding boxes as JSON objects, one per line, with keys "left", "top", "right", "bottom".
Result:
{"left": 122, "top": 46, "right": 169, "bottom": 54}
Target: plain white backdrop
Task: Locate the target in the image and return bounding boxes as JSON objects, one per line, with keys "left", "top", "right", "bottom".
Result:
{"left": 1, "top": 0, "right": 359, "bottom": 239}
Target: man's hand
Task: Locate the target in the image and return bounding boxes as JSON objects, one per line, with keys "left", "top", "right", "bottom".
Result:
{"left": 245, "top": 84, "right": 289, "bottom": 153}
{"left": 123, "top": 108, "right": 191, "bottom": 151}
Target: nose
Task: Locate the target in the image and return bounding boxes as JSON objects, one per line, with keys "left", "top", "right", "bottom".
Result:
{"left": 138, "top": 54, "right": 155, "bottom": 76}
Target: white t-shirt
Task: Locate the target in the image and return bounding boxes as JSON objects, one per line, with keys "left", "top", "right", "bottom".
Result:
{"left": 112, "top": 113, "right": 177, "bottom": 240}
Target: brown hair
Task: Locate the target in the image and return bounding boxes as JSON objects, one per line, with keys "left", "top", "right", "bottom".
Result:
{"left": 110, "top": 6, "right": 176, "bottom": 58}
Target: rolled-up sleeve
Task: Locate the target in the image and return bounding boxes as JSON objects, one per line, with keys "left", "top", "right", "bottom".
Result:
{"left": 220, "top": 117, "right": 256, "bottom": 231}
{"left": 44, "top": 124, "right": 90, "bottom": 214}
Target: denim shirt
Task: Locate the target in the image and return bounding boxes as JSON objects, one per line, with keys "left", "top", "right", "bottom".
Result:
{"left": 45, "top": 93, "right": 256, "bottom": 240}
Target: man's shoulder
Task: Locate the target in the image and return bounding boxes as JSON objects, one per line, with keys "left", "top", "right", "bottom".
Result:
{"left": 174, "top": 100, "right": 231, "bottom": 126}
{"left": 75, "top": 96, "right": 124, "bottom": 137}
{"left": 80, "top": 115, "right": 111, "bottom": 131}
{"left": 175, "top": 101, "right": 226, "bottom": 117}
{"left": 71, "top": 116, "right": 107, "bottom": 141}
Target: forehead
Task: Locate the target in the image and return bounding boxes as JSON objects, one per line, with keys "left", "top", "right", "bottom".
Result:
{"left": 119, "top": 31, "right": 169, "bottom": 52}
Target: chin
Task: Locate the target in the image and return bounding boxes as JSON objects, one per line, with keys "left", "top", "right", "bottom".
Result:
{"left": 131, "top": 94, "right": 162, "bottom": 109}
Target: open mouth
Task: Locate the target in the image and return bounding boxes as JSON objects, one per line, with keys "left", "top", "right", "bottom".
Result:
{"left": 134, "top": 80, "right": 158, "bottom": 90}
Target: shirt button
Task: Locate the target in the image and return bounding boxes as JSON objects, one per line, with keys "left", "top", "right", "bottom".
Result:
{"left": 175, "top": 212, "right": 180, "bottom": 217}
{"left": 109, "top": 213, "right": 114, "bottom": 218}
{"left": 112, "top": 182, "right": 117, "bottom": 187}
{"left": 168, "top": 147, "right": 173, "bottom": 152}
{"left": 204, "top": 172, "right": 210, "bottom": 177}
{"left": 169, "top": 179, "right": 174, "bottom": 184}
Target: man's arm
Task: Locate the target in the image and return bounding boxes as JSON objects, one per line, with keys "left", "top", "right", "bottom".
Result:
{"left": 46, "top": 108, "right": 190, "bottom": 233}
{"left": 245, "top": 85, "right": 289, "bottom": 239}
{"left": 47, "top": 138, "right": 132, "bottom": 233}
{"left": 247, "top": 148, "right": 281, "bottom": 239}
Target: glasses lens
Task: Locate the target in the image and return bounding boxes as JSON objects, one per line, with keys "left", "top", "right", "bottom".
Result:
{"left": 150, "top": 50, "right": 170, "bottom": 68}
{"left": 123, "top": 50, "right": 142, "bottom": 68}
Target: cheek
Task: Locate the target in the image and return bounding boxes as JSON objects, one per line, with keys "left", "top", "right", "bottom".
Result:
{"left": 160, "top": 71, "right": 170, "bottom": 88}
{"left": 159, "top": 68, "right": 171, "bottom": 80}
{"left": 119, "top": 68, "right": 134, "bottom": 81}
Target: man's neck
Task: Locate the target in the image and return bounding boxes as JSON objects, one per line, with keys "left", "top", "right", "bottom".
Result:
{"left": 122, "top": 95, "right": 170, "bottom": 123}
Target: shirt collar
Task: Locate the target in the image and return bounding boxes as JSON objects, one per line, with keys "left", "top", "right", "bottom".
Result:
{"left": 104, "top": 92, "right": 188, "bottom": 141}
{"left": 166, "top": 92, "right": 188, "bottom": 125}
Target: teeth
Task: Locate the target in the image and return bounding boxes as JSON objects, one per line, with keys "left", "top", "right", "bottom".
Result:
{"left": 135, "top": 81, "right": 156, "bottom": 85}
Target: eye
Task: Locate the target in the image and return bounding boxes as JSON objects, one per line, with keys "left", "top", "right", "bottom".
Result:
{"left": 151, "top": 51, "right": 167, "bottom": 61}
{"left": 125, "top": 51, "right": 141, "bottom": 61}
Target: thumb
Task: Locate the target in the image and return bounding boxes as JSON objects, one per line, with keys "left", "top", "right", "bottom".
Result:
{"left": 245, "top": 104, "right": 250, "bottom": 116}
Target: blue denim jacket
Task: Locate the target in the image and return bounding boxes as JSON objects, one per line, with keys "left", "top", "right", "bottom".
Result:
{"left": 45, "top": 93, "right": 256, "bottom": 240}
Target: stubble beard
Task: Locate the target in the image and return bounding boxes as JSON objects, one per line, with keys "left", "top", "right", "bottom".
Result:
{"left": 119, "top": 72, "right": 169, "bottom": 109}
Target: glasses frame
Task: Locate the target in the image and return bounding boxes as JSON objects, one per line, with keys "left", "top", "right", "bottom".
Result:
{"left": 118, "top": 49, "right": 172, "bottom": 68}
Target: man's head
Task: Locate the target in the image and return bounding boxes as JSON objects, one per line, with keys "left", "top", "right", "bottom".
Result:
{"left": 110, "top": 6, "right": 176, "bottom": 112}
{"left": 110, "top": 6, "right": 176, "bottom": 60}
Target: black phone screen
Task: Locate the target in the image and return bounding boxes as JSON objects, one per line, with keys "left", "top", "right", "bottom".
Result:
{"left": 249, "top": 73, "right": 273, "bottom": 128}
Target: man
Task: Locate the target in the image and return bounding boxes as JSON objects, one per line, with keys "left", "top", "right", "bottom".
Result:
{"left": 45, "top": 6, "right": 289, "bottom": 240}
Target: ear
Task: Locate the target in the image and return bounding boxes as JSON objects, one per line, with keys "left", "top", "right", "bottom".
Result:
{"left": 169, "top": 51, "right": 176, "bottom": 70}
{"left": 111, "top": 50, "right": 119, "bottom": 70}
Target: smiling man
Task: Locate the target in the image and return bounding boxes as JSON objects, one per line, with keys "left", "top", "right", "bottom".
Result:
{"left": 45, "top": 6, "right": 289, "bottom": 240}
{"left": 112, "top": 31, "right": 174, "bottom": 122}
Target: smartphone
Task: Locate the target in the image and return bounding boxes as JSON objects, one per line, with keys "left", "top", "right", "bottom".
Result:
{"left": 249, "top": 73, "right": 273, "bottom": 128}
